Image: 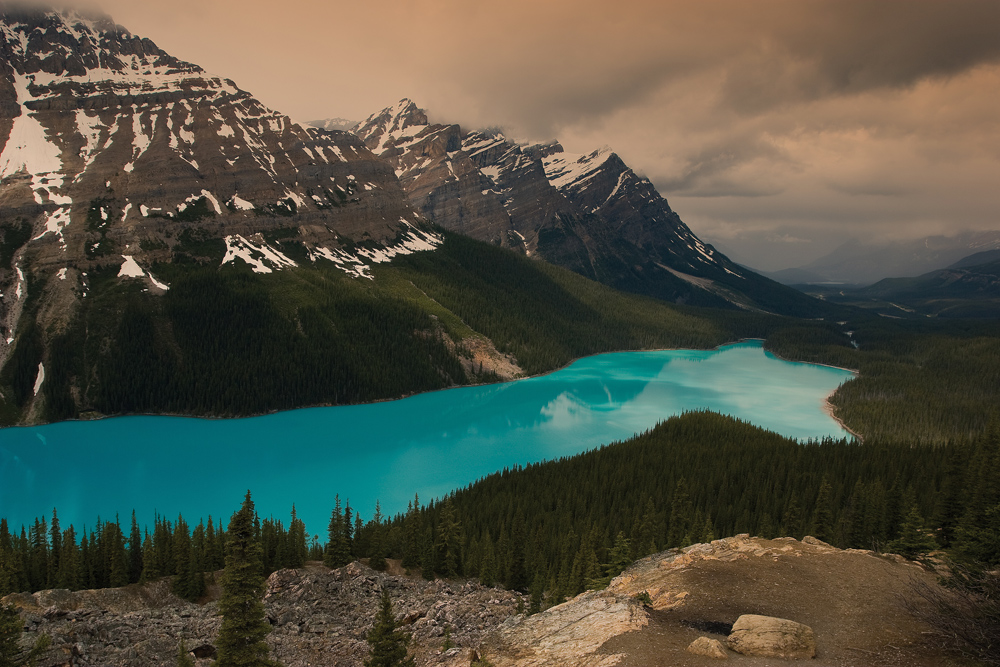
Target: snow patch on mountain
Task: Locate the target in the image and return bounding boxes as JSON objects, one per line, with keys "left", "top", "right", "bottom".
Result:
{"left": 33, "top": 362, "right": 45, "bottom": 396}
{"left": 222, "top": 235, "right": 298, "bottom": 274}
{"left": 229, "top": 195, "right": 254, "bottom": 211}
{"left": 542, "top": 147, "right": 613, "bottom": 190}
{"left": 0, "top": 73, "right": 72, "bottom": 213}
{"left": 33, "top": 208, "right": 71, "bottom": 249}
{"left": 308, "top": 224, "right": 443, "bottom": 280}
{"left": 117, "top": 255, "right": 144, "bottom": 278}
{"left": 118, "top": 255, "right": 170, "bottom": 290}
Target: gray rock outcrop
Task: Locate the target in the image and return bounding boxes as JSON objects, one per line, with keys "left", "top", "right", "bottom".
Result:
{"left": 4, "top": 562, "right": 524, "bottom": 667}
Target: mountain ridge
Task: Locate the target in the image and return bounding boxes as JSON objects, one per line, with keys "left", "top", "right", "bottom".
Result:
{"left": 353, "top": 98, "right": 835, "bottom": 317}
{"left": 772, "top": 231, "right": 1000, "bottom": 286}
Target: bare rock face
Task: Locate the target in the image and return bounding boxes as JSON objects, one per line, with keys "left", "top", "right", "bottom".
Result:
{"left": 353, "top": 101, "right": 722, "bottom": 303}
{"left": 0, "top": 9, "right": 436, "bottom": 362}
{"left": 354, "top": 100, "right": 518, "bottom": 247}
{"left": 0, "top": 8, "right": 446, "bottom": 423}
{"left": 353, "top": 100, "right": 827, "bottom": 316}
{"left": 686, "top": 636, "right": 729, "bottom": 659}
{"left": 480, "top": 590, "right": 648, "bottom": 667}
{"left": 726, "top": 614, "right": 816, "bottom": 659}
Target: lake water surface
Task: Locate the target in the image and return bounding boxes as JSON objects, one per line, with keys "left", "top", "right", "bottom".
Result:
{"left": 0, "top": 341, "right": 854, "bottom": 534}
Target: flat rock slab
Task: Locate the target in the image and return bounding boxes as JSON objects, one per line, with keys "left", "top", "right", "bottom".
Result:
{"left": 727, "top": 614, "right": 816, "bottom": 659}
{"left": 687, "top": 636, "right": 728, "bottom": 659}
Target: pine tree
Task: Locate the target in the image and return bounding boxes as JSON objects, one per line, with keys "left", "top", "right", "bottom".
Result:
{"left": 782, "top": 492, "right": 804, "bottom": 539}
{"left": 26, "top": 519, "right": 47, "bottom": 592}
{"left": 0, "top": 603, "right": 50, "bottom": 667}
{"left": 401, "top": 496, "right": 422, "bottom": 570}
{"left": 176, "top": 639, "right": 195, "bottom": 667}
{"left": 809, "top": 477, "right": 834, "bottom": 543}
{"left": 46, "top": 510, "right": 60, "bottom": 589}
{"left": 632, "top": 498, "right": 658, "bottom": 559}
{"left": 104, "top": 519, "right": 129, "bottom": 588}
{"left": 215, "top": 492, "right": 280, "bottom": 667}
{"left": 368, "top": 502, "right": 387, "bottom": 572}
{"left": 420, "top": 528, "right": 435, "bottom": 581}
{"left": 324, "top": 497, "right": 351, "bottom": 569}
{"left": 206, "top": 517, "right": 224, "bottom": 570}
{"left": 287, "top": 506, "right": 307, "bottom": 569}
{"left": 478, "top": 534, "right": 496, "bottom": 587}
{"left": 528, "top": 572, "right": 545, "bottom": 614}
{"left": 888, "top": 503, "right": 938, "bottom": 560}
{"left": 128, "top": 511, "right": 143, "bottom": 584}
{"left": 667, "top": 479, "right": 693, "bottom": 548}
{"left": 55, "top": 527, "right": 78, "bottom": 591}
{"left": 434, "top": 500, "right": 461, "bottom": 578}
{"left": 172, "top": 517, "right": 204, "bottom": 602}
{"left": 364, "top": 590, "right": 415, "bottom": 667}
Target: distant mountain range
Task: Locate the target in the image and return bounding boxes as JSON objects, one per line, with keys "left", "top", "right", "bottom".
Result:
{"left": 763, "top": 232, "right": 1000, "bottom": 286}
{"left": 352, "top": 99, "right": 829, "bottom": 316}
{"left": 306, "top": 117, "right": 358, "bottom": 132}
{"left": 796, "top": 253, "right": 1000, "bottom": 319}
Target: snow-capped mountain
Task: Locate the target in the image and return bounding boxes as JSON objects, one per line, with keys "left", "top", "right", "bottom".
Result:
{"left": 354, "top": 100, "right": 820, "bottom": 314}
{"left": 306, "top": 117, "right": 358, "bottom": 132}
{"left": 0, "top": 8, "right": 440, "bottom": 334}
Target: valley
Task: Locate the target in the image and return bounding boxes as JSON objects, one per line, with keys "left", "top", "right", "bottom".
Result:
{"left": 1, "top": 5, "right": 999, "bottom": 667}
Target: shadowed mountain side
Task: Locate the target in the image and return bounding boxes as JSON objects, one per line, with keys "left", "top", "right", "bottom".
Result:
{"left": 353, "top": 100, "right": 841, "bottom": 318}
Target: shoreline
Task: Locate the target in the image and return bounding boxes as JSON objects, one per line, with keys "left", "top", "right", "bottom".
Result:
{"left": 822, "top": 396, "right": 864, "bottom": 443}
{"left": 1, "top": 338, "right": 858, "bottom": 433}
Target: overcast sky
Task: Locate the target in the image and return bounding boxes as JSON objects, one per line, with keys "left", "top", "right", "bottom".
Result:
{"left": 58, "top": 0, "right": 1000, "bottom": 269}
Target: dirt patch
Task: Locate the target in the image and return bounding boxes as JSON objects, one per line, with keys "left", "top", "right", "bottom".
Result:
{"left": 599, "top": 537, "right": 959, "bottom": 666}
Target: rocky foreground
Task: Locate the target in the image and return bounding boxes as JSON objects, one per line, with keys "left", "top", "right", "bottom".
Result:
{"left": 4, "top": 536, "right": 954, "bottom": 667}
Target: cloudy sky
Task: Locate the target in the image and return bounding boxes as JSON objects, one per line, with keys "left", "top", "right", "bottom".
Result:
{"left": 70, "top": 0, "right": 1000, "bottom": 269}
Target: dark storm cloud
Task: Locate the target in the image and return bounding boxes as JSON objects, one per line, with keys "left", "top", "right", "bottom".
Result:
{"left": 718, "top": 0, "right": 1000, "bottom": 115}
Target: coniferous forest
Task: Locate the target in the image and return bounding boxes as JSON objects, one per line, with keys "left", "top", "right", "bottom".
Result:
{"left": 2, "top": 232, "right": 998, "bottom": 447}
{"left": 1, "top": 232, "right": 1000, "bottom": 630}
{"left": 2, "top": 412, "right": 998, "bottom": 606}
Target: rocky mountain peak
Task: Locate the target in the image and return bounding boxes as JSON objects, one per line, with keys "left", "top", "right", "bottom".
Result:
{"left": 349, "top": 100, "right": 824, "bottom": 312}
{"left": 0, "top": 9, "right": 444, "bottom": 399}
{"left": 354, "top": 98, "right": 432, "bottom": 154}
{"left": 0, "top": 4, "right": 194, "bottom": 79}
{"left": 0, "top": 10, "right": 435, "bottom": 274}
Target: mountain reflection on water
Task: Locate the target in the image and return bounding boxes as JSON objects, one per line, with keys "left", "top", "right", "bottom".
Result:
{"left": 0, "top": 341, "right": 854, "bottom": 533}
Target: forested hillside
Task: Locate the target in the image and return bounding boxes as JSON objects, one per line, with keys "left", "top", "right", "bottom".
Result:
{"left": 3, "top": 228, "right": 999, "bottom": 446}
{"left": 4, "top": 412, "right": 997, "bottom": 606}
{"left": 0, "top": 231, "right": 732, "bottom": 425}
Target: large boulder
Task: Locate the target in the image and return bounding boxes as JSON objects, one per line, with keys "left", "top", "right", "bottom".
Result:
{"left": 727, "top": 614, "right": 816, "bottom": 659}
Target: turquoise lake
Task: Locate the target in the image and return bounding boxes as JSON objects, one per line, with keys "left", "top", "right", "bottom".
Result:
{"left": 0, "top": 341, "right": 854, "bottom": 535}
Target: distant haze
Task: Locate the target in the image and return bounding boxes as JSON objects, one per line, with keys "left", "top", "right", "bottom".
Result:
{"left": 22, "top": 0, "right": 1000, "bottom": 270}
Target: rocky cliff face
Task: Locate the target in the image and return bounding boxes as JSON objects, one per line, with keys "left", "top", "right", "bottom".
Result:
{"left": 4, "top": 537, "right": 952, "bottom": 667}
{"left": 0, "top": 7, "right": 438, "bottom": 359}
{"left": 354, "top": 100, "right": 826, "bottom": 315}
{"left": 0, "top": 7, "right": 454, "bottom": 424}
